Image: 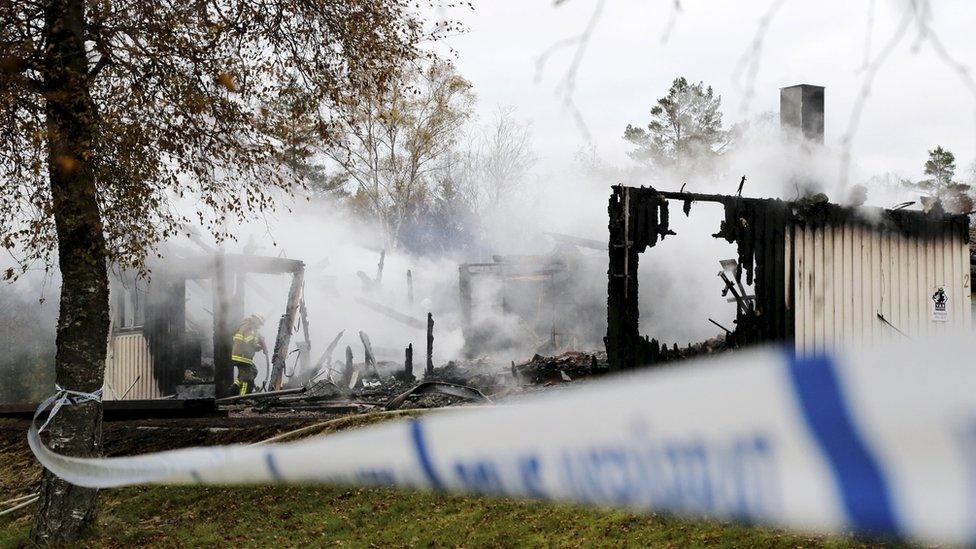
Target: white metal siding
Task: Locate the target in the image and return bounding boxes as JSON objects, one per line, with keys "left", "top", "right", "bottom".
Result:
{"left": 793, "top": 223, "right": 971, "bottom": 355}
{"left": 103, "top": 332, "right": 162, "bottom": 400}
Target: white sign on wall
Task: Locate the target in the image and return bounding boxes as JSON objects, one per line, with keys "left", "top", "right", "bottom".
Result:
{"left": 931, "top": 286, "right": 948, "bottom": 322}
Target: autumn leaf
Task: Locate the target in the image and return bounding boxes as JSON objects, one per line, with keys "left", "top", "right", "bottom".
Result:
{"left": 216, "top": 72, "right": 238, "bottom": 93}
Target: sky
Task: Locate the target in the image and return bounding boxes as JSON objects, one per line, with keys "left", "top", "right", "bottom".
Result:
{"left": 436, "top": 0, "right": 976, "bottom": 186}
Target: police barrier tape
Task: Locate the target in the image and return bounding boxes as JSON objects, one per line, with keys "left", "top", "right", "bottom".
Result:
{"left": 28, "top": 335, "right": 976, "bottom": 544}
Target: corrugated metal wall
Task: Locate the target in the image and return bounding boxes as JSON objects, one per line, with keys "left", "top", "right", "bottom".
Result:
{"left": 103, "top": 332, "right": 163, "bottom": 400}
{"left": 792, "top": 223, "right": 972, "bottom": 355}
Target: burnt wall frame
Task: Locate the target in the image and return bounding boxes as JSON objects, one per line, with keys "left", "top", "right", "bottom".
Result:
{"left": 605, "top": 185, "right": 970, "bottom": 371}
{"left": 606, "top": 185, "right": 792, "bottom": 371}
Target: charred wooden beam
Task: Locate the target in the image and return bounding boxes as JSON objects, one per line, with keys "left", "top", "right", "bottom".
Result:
{"left": 223, "top": 254, "right": 304, "bottom": 275}
{"left": 144, "top": 275, "right": 189, "bottom": 396}
{"left": 342, "top": 345, "right": 356, "bottom": 388}
{"left": 606, "top": 186, "right": 653, "bottom": 371}
{"left": 214, "top": 387, "right": 304, "bottom": 404}
{"left": 313, "top": 330, "right": 344, "bottom": 371}
{"left": 212, "top": 252, "right": 234, "bottom": 398}
{"left": 606, "top": 185, "right": 796, "bottom": 369}
{"left": 426, "top": 313, "right": 434, "bottom": 375}
{"left": 457, "top": 266, "right": 473, "bottom": 334}
{"left": 404, "top": 343, "right": 415, "bottom": 382}
{"left": 407, "top": 269, "right": 414, "bottom": 306}
{"left": 299, "top": 297, "right": 310, "bottom": 345}
{"left": 375, "top": 249, "right": 385, "bottom": 285}
{"left": 169, "top": 254, "right": 304, "bottom": 280}
{"left": 270, "top": 267, "right": 305, "bottom": 389}
{"left": 359, "top": 331, "right": 381, "bottom": 379}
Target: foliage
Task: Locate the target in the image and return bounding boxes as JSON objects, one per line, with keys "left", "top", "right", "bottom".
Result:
{"left": 396, "top": 176, "right": 480, "bottom": 256}
{"left": 863, "top": 148, "right": 973, "bottom": 214}
{"left": 325, "top": 60, "right": 475, "bottom": 250}
{"left": 430, "top": 105, "right": 536, "bottom": 252}
{"left": 0, "top": 0, "right": 440, "bottom": 277}
{"left": 623, "top": 77, "right": 729, "bottom": 176}
{"left": 918, "top": 147, "right": 971, "bottom": 214}
{"left": 457, "top": 106, "right": 536, "bottom": 213}
{"left": 2, "top": 1, "right": 444, "bottom": 541}
{"left": 921, "top": 146, "right": 957, "bottom": 191}
{"left": 318, "top": 71, "right": 537, "bottom": 256}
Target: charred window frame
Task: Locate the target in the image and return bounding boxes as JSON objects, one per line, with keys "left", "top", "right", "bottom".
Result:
{"left": 606, "top": 185, "right": 792, "bottom": 370}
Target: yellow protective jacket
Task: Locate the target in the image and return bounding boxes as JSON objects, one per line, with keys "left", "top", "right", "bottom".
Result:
{"left": 231, "top": 324, "right": 265, "bottom": 365}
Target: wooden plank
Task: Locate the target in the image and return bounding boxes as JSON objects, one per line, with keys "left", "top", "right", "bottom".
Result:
{"left": 896, "top": 234, "right": 907, "bottom": 337}
{"left": 795, "top": 225, "right": 806, "bottom": 354}
{"left": 955, "top": 229, "right": 965, "bottom": 325}
{"left": 213, "top": 253, "right": 233, "bottom": 399}
{"left": 870, "top": 230, "right": 881, "bottom": 343}
{"left": 762, "top": 210, "right": 777, "bottom": 340}
{"left": 942, "top": 227, "right": 954, "bottom": 326}
{"left": 935, "top": 230, "right": 945, "bottom": 333}
{"left": 963, "top": 236, "right": 973, "bottom": 330}
{"left": 427, "top": 312, "right": 435, "bottom": 374}
{"left": 805, "top": 225, "right": 816, "bottom": 355}
{"left": 842, "top": 224, "right": 853, "bottom": 349}
{"left": 1, "top": 399, "right": 223, "bottom": 420}
{"left": 270, "top": 268, "right": 305, "bottom": 390}
{"left": 907, "top": 235, "right": 917, "bottom": 337}
{"left": 924, "top": 229, "right": 935, "bottom": 338}
{"left": 946, "top": 227, "right": 957, "bottom": 324}
{"left": 891, "top": 232, "right": 902, "bottom": 339}
{"left": 775, "top": 221, "right": 788, "bottom": 341}
{"left": 861, "top": 226, "right": 873, "bottom": 347}
{"left": 813, "top": 225, "right": 824, "bottom": 353}
{"left": 953, "top": 229, "right": 964, "bottom": 325}
{"left": 917, "top": 234, "right": 927, "bottom": 338}
{"left": 822, "top": 225, "right": 834, "bottom": 351}
{"left": 880, "top": 232, "right": 891, "bottom": 343}
{"left": 784, "top": 224, "right": 793, "bottom": 326}
{"left": 888, "top": 232, "right": 897, "bottom": 340}
{"left": 851, "top": 225, "right": 862, "bottom": 348}
{"left": 832, "top": 224, "right": 844, "bottom": 350}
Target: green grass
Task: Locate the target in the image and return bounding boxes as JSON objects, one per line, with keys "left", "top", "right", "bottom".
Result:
{"left": 1, "top": 484, "right": 892, "bottom": 548}
{"left": 0, "top": 414, "right": 907, "bottom": 548}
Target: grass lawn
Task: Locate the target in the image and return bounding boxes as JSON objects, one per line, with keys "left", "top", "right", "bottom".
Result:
{"left": 2, "top": 484, "right": 898, "bottom": 548}
{"left": 0, "top": 415, "right": 907, "bottom": 548}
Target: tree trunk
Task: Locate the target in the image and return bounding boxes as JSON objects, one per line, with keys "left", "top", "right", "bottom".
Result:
{"left": 31, "top": 0, "right": 110, "bottom": 543}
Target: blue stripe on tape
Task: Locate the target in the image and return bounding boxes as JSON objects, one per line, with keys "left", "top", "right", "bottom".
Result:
{"left": 265, "top": 451, "right": 283, "bottom": 483}
{"left": 785, "top": 353, "right": 899, "bottom": 534}
{"left": 410, "top": 420, "right": 445, "bottom": 490}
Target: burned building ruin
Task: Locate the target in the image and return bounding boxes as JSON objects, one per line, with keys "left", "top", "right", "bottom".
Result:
{"left": 458, "top": 243, "right": 606, "bottom": 357}
{"left": 105, "top": 252, "right": 307, "bottom": 400}
{"left": 606, "top": 185, "right": 972, "bottom": 370}
{"left": 606, "top": 83, "right": 974, "bottom": 369}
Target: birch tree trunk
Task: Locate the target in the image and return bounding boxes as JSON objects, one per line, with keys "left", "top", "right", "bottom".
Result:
{"left": 30, "top": 0, "right": 110, "bottom": 542}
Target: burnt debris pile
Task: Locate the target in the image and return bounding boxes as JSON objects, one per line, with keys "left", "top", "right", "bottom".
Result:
{"left": 512, "top": 350, "right": 608, "bottom": 384}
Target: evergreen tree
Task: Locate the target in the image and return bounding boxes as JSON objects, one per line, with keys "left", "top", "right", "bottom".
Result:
{"left": 623, "top": 77, "right": 729, "bottom": 176}
{"left": 922, "top": 146, "right": 957, "bottom": 191}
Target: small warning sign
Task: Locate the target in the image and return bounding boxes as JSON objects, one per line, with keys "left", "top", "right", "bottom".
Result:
{"left": 931, "top": 287, "right": 948, "bottom": 322}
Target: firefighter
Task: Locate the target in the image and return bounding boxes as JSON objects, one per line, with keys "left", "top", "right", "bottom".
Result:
{"left": 232, "top": 314, "right": 267, "bottom": 395}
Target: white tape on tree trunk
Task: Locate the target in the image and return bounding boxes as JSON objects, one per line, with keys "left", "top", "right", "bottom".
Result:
{"left": 28, "top": 335, "right": 976, "bottom": 545}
